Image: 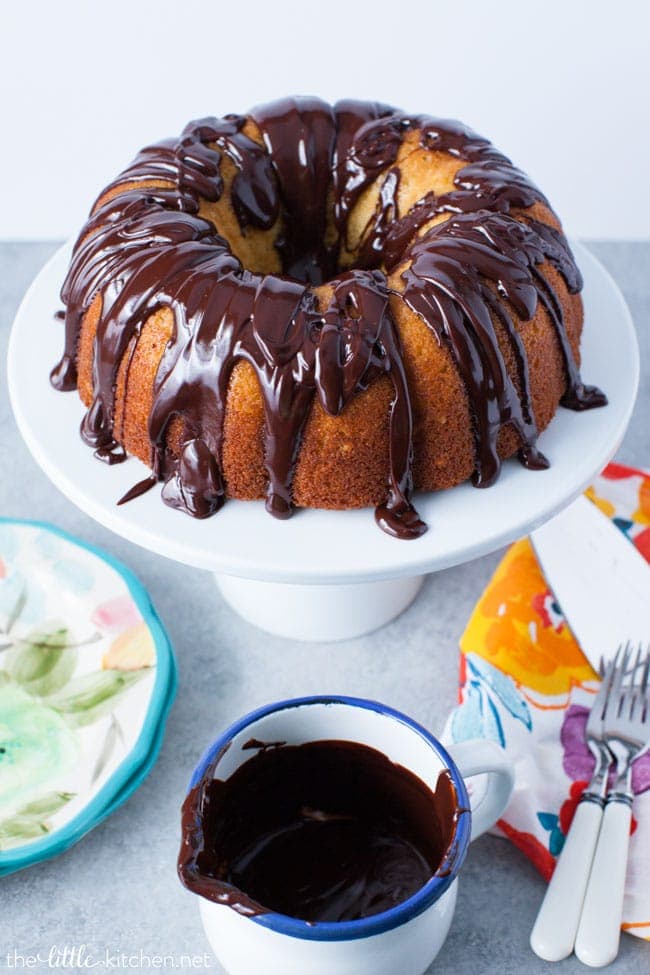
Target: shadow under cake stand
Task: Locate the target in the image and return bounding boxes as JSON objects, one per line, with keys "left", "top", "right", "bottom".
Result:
{"left": 8, "top": 242, "right": 639, "bottom": 641}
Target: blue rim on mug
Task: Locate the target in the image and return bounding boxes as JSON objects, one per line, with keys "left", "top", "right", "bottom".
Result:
{"left": 0, "top": 518, "right": 177, "bottom": 877}
{"left": 189, "top": 695, "right": 472, "bottom": 942}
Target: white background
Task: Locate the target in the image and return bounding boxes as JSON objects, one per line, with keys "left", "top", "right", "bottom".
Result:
{"left": 2, "top": 0, "right": 648, "bottom": 240}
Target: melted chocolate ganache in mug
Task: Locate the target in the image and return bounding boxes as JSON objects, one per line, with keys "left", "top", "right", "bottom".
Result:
{"left": 178, "top": 739, "right": 464, "bottom": 922}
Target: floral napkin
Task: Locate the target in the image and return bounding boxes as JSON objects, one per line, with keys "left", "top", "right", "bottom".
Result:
{"left": 444, "top": 462, "right": 650, "bottom": 941}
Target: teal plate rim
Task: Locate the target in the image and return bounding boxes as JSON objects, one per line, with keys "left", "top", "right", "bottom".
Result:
{"left": 0, "top": 517, "right": 177, "bottom": 877}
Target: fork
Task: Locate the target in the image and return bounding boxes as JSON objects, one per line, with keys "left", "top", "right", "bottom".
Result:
{"left": 575, "top": 644, "right": 650, "bottom": 968}
{"left": 530, "top": 656, "right": 617, "bottom": 961}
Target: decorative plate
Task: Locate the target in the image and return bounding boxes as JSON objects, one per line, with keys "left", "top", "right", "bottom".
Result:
{"left": 0, "top": 519, "right": 176, "bottom": 875}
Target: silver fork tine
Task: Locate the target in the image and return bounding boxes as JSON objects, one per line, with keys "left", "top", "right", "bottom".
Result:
{"left": 623, "top": 640, "right": 633, "bottom": 673}
{"left": 593, "top": 655, "right": 616, "bottom": 723}
{"left": 627, "top": 647, "right": 641, "bottom": 719}
{"left": 608, "top": 644, "right": 627, "bottom": 718}
{"left": 637, "top": 646, "right": 650, "bottom": 722}
{"left": 621, "top": 648, "right": 640, "bottom": 721}
{"left": 640, "top": 646, "right": 650, "bottom": 694}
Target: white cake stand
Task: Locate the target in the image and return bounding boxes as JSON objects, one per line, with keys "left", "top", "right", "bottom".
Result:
{"left": 8, "top": 242, "right": 638, "bottom": 641}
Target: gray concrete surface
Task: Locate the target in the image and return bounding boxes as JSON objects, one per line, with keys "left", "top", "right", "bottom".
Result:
{"left": 1, "top": 242, "right": 648, "bottom": 973}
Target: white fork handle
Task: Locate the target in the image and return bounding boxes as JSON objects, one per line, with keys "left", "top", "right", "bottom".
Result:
{"left": 575, "top": 798, "right": 632, "bottom": 967}
{"left": 530, "top": 799, "right": 603, "bottom": 961}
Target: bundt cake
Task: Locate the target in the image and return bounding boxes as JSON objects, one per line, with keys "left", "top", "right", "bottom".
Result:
{"left": 51, "top": 97, "right": 606, "bottom": 540}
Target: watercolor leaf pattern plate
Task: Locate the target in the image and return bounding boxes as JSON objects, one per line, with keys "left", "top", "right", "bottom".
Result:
{"left": 0, "top": 520, "right": 175, "bottom": 864}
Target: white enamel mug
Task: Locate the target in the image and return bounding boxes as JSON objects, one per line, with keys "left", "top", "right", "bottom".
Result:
{"left": 184, "top": 696, "right": 514, "bottom": 975}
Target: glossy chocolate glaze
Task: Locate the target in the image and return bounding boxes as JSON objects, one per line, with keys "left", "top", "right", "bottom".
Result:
{"left": 178, "top": 739, "right": 462, "bottom": 922}
{"left": 51, "top": 98, "right": 606, "bottom": 538}
{"left": 250, "top": 97, "right": 336, "bottom": 283}
{"left": 399, "top": 211, "right": 607, "bottom": 486}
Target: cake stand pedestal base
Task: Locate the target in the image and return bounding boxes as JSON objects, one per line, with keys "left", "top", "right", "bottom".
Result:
{"left": 215, "top": 573, "right": 425, "bottom": 642}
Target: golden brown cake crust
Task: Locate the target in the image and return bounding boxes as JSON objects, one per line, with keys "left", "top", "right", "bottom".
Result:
{"left": 52, "top": 99, "right": 604, "bottom": 536}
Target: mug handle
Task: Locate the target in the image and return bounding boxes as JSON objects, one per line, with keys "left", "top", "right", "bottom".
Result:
{"left": 447, "top": 739, "right": 515, "bottom": 840}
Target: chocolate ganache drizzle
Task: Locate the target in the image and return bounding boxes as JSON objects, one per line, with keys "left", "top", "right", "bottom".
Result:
{"left": 51, "top": 97, "right": 606, "bottom": 539}
{"left": 178, "top": 739, "right": 463, "bottom": 922}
